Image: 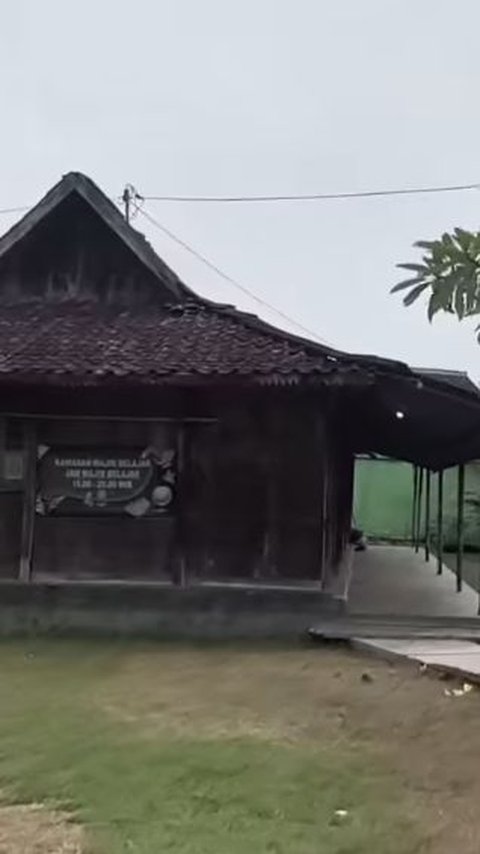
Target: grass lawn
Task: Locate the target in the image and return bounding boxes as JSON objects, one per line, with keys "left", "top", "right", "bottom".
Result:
{"left": 0, "top": 640, "right": 479, "bottom": 852}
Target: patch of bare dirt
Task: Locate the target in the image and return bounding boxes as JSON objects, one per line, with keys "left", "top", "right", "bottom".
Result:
{"left": 95, "top": 645, "right": 480, "bottom": 745}
{"left": 0, "top": 800, "right": 84, "bottom": 853}
{"left": 95, "top": 643, "right": 480, "bottom": 853}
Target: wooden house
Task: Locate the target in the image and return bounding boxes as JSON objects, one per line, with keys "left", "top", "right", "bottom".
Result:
{"left": 0, "top": 173, "right": 480, "bottom": 634}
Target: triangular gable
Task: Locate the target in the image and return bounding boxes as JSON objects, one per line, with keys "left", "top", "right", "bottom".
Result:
{"left": 0, "top": 172, "right": 190, "bottom": 302}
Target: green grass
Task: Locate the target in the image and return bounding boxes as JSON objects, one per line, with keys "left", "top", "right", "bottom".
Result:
{"left": 0, "top": 640, "right": 427, "bottom": 852}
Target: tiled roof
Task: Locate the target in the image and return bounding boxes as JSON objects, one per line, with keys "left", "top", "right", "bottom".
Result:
{"left": 414, "top": 368, "right": 479, "bottom": 396}
{"left": 0, "top": 300, "right": 350, "bottom": 385}
{"left": 0, "top": 172, "right": 414, "bottom": 388}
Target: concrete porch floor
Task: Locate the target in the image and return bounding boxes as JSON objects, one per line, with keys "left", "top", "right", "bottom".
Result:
{"left": 347, "top": 545, "right": 479, "bottom": 618}
{"left": 345, "top": 546, "right": 480, "bottom": 681}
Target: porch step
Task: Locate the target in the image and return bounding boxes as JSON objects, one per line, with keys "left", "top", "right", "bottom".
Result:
{"left": 309, "top": 612, "right": 480, "bottom": 641}
{"left": 354, "top": 637, "right": 480, "bottom": 683}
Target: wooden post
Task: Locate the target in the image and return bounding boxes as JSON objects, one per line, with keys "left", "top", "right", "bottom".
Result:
{"left": 415, "top": 467, "right": 424, "bottom": 553}
{"left": 0, "top": 418, "right": 6, "bottom": 481}
{"left": 424, "top": 469, "right": 431, "bottom": 562}
{"left": 261, "top": 472, "right": 277, "bottom": 579}
{"left": 261, "top": 406, "right": 280, "bottom": 579}
{"left": 436, "top": 469, "right": 444, "bottom": 575}
{"left": 411, "top": 465, "right": 418, "bottom": 548}
{"left": 320, "top": 455, "right": 330, "bottom": 586}
{"left": 19, "top": 421, "right": 36, "bottom": 582}
{"left": 456, "top": 464, "right": 465, "bottom": 593}
{"left": 176, "top": 422, "right": 187, "bottom": 587}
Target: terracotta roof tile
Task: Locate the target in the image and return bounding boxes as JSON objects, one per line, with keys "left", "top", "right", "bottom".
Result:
{"left": 0, "top": 300, "right": 342, "bottom": 385}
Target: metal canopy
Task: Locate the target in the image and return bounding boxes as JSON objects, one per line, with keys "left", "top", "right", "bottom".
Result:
{"left": 350, "top": 371, "right": 480, "bottom": 470}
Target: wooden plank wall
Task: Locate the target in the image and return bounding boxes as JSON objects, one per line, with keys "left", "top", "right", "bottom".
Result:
{"left": 0, "top": 391, "right": 354, "bottom": 585}
{"left": 183, "top": 394, "right": 353, "bottom": 585}
{"left": 33, "top": 419, "right": 177, "bottom": 581}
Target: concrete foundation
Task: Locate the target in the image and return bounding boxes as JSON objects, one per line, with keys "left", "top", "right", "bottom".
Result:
{"left": 0, "top": 581, "right": 343, "bottom": 639}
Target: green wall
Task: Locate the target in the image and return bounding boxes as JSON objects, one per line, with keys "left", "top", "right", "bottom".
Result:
{"left": 354, "top": 458, "right": 480, "bottom": 550}
{"left": 353, "top": 458, "right": 413, "bottom": 541}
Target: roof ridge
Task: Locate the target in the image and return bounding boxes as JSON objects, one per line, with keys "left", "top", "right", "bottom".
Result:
{"left": 414, "top": 366, "right": 470, "bottom": 376}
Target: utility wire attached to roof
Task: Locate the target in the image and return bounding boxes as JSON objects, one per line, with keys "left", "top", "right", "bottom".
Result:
{"left": 0, "top": 205, "right": 31, "bottom": 216}
{"left": 1, "top": 178, "right": 479, "bottom": 216}
{"left": 135, "top": 204, "right": 330, "bottom": 345}
{"left": 142, "top": 181, "right": 480, "bottom": 204}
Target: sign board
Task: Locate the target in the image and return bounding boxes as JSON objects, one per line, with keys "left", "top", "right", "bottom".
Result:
{"left": 37, "top": 447, "right": 176, "bottom": 517}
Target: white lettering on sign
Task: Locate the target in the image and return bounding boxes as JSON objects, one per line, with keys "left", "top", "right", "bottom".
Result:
{"left": 54, "top": 458, "right": 151, "bottom": 469}
{"left": 37, "top": 447, "right": 176, "bottom": 516}
{"left": 47, "top": 454, "right": 154, "bottom": 501}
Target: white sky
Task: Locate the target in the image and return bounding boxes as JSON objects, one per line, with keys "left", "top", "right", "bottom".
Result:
{"left": 2, "top": 0, "right": 480, "bottom": 378}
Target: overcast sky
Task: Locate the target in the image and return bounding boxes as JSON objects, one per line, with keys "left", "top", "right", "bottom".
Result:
{"left": 2, "top": 1, "right": 480, "bottom": 378}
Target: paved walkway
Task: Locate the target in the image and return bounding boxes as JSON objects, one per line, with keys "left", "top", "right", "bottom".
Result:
{"left": 347, "top": 546, "right": 480, "bottom": 681}
{"left": 348, "top": 545, "right": 479, "bottom": 617}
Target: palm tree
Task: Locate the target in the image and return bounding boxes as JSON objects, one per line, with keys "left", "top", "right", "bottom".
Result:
{"left": 392, "top": 228, "right": 480, "bottom": 324}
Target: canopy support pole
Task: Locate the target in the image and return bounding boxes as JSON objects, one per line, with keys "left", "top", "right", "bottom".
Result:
{"left": 415, "top": 467, "right": 424, "bottom": 553}
{"left": 411, "top": 466, "right": 419, "bottom": 549}
{"left": 456, "top": 464, "right": 465, "bottom": 593}
{"left": 19, "top": 421, "right": 37, "bottom": 582}
{"left": 424, "top": 469, "right": 431, "bottom": 562}
{"left": 436, "top": 470, "right": 444, "bottom": 575}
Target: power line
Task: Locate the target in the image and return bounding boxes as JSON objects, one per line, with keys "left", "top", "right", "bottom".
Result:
{"left": 0, "top": 205, "right": 31, "bottom": 216}
{"left": 1, "top": 177, "right": 478, "bottom": 217}
{"left": 1, "top": 177, "right": 479, "bottom": 216}
{"left": 136, "top": 204, "right": 330, "bottom": 345}
{"left": 142, "top": 181, "right": 480, "bottom": 204}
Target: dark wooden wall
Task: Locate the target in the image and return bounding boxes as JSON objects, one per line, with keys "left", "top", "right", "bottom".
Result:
{"left": 0, "top": 494, "right": 22, "bottom": 578}
{"left": 163, "top": 395, "right": 352, "bottom": 584}
{"left": 33, "top": 419, "right": 177, "bottom": 581}
{"left": 0, "top": 194, "right": 171, "bottom": 306}
{"left": 0, "top": 390, "right": 354, "bottom": 586}
{"left": 34, "top": 517, "right": 176, "bottom": 581}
